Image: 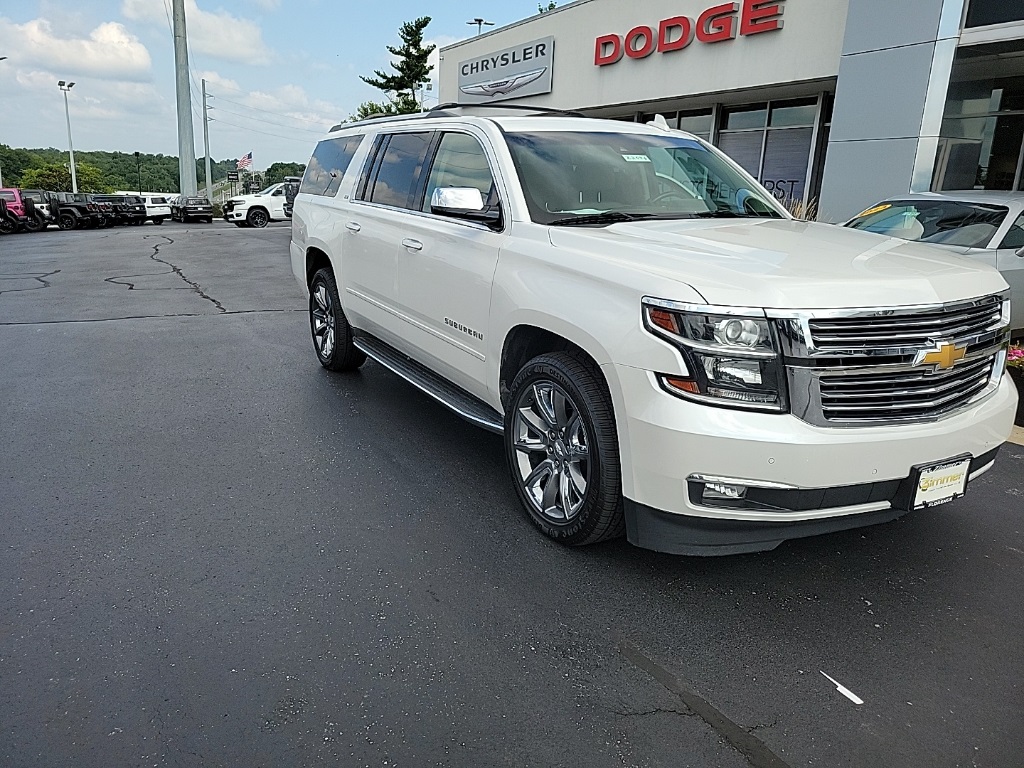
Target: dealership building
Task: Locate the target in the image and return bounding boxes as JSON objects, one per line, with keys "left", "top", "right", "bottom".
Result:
{"left": 438, "top": 0, "right": 1024, "bottom": 221}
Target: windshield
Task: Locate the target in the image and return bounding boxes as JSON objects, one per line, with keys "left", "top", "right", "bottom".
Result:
{"left": 846, "top": 199, "right": 1007, "bottom": 249}
{"left": 503, "top": 131, "right": 783, "bottom": 225}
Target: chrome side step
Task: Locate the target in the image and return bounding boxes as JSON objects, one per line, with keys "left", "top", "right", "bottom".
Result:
{"left": 353, "top": 335, "right": 505, "bottom": 434}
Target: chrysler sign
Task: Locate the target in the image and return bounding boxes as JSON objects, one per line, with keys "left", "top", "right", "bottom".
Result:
{"left": 458, "top": 36, "right": 555, "bottom": 103}
{"left": 595, "top": 0, "right": 785, "bottom": 66}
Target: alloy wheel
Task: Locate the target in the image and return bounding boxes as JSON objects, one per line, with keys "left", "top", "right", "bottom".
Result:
{"left": 310, "top": 280, "right": 336, "bottom": 360}
{"left": 249, "top": 210, "right": 269, "bottom": 228}
{"left": 511, "top": 381, "right": 591, "bottom": 523}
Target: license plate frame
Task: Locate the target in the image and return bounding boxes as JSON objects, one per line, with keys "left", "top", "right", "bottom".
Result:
{"left": 911, "top": 454, "right": 972, "bottom": 510}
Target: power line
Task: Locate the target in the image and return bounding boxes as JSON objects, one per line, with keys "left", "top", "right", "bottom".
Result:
{"left": 208, "top": 116, "right": 318, "bottom": 144}
{"left": 208, "top": 104, "right": 326, "bottom": 135}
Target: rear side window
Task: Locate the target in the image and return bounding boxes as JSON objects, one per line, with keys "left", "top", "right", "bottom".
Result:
{"left": 0, "top": 191, "right": 15, "bottom": 202}
{"left": 999, "top": 212, "right": 1024, "bottom": 249}
{"left": 152, "top": 197, "right": 166, "bottom": 204}
{"left": 301, "top": 135, "right": 363, "bottom": 197}
{"left": 364, "top": 132, "right": 433, "bottom": 210}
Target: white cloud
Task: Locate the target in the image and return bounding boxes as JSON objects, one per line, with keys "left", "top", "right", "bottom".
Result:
{"left": 0, "top": 17, "right": 152, "bottom": 81}
{"left": 122, "top": 0, "right": 273, "bottom": 65}
{"left": 197, "top": 69, "right": 240, "bottom": 92}
{"left": 247, "top": 0, "right": 281, "bottom": 10}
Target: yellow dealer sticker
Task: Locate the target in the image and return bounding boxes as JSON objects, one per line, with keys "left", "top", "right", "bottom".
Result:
{"left": 853, "top": 203, "right": 892, "bottom": 219}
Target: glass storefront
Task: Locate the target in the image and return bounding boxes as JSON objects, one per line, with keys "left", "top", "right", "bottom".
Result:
{"left": 717, "top": 99, "right": 819, "bottom": 203}
{"left": 965, "top": 0, "right": 1024, "bottom": 29}
{"left": 934, "top": 46, "right": 1024, "bottom": 191}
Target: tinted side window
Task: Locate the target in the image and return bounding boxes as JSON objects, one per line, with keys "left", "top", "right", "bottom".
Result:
{"left": 301, "top": 135, "right": 362, "bottom": 197}
{"left": 366, "top": 132, "right": 433, "bottom": 210}
{"left": 422, "top": 132, "right": 497, "bottom": 213}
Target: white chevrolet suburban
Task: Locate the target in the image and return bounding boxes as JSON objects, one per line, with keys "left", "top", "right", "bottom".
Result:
{"left": 289, "top": 105, "right": 1019, "bottom": 556}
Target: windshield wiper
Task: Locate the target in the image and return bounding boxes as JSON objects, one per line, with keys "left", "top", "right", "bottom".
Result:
{"left": 547, "top": 211, "right": 663, "bottom": 227}
{"left": 692, "top": 209, "right": 781, "bottom": 219}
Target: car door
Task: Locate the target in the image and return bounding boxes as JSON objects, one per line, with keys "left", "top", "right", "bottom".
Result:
{"left": 344, "top": 130, "right": 435, "bottom": 344}
{"left": 269, "top": 187, "right": 287, "bottom": 219}
{"left": 393, "top": 130, "right": 508, "bottom": 397}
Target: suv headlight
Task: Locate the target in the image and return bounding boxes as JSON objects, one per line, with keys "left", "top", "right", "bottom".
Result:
{"left": 643, "top": 299, "right": 787, "bottom": 412}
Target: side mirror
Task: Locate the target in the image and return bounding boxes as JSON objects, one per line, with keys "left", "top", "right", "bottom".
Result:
{"left": 430, "top": 187, "right": 501, "bottom": 228}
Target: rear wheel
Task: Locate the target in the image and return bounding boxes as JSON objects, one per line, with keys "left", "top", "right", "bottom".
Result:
{"left": 152, "top": 217, "right": 163, "bottom": 226}
{"left": 247, "top": 208, "right": 269, "bottom": 228}
{"left": 504, "top": 352, "right": 625, "bottom": 546}
{"left": 309, "top": 268, "right": 366, "bottom": 372}
{"left": 23, "top": 215, "right": 45, "bottom": 233}
{"left": 0, "top": 217, "right": 17, "bottom": 235}
{"left": 57, "top": 213, "right": 76, "bottom": 230}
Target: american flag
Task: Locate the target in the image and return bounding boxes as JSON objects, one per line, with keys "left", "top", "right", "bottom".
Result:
{"left": 236, "top": 152, "right": 253, "bottom": 170}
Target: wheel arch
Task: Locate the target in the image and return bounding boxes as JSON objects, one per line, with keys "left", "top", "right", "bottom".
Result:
{"left": 305, "top": 246, "right": 334, "bottom": 288}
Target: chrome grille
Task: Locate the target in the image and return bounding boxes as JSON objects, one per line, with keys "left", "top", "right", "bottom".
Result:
{"left": 817, "top": 354, "right": 997, "bottom": 423}
{"left": 807, "top": 298, "right": 1003, "bottom": 354}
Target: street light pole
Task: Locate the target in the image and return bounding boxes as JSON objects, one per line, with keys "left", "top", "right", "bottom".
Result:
{"left": 466, "top": 18, "right": 494, "bottom": 35}
{"left": 0, "top": 57, "right": 7, "bottom": 188}
{"left": 58, "top": 81, "right": 78, "bottom": 193}
{"left": 135, "top": 151, "right": 142, "bottom": 195}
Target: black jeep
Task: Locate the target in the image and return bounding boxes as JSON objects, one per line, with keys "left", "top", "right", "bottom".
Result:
{"left": 53, "top": 193, "right": 104, "bottom": 230}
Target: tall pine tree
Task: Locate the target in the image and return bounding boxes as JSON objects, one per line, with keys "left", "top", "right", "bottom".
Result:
{"left": 361, "top": 17, "right": 435, "bottom": 115}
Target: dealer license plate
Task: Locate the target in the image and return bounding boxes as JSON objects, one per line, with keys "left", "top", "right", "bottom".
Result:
{"left": 913, "top": 456, "right": 971, "bottom": 510}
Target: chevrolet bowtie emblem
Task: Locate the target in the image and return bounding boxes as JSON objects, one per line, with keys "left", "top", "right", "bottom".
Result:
{"left": 914, "top": 342, "right": 967, "bottom": 371}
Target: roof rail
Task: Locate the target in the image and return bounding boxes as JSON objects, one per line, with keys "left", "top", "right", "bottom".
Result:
{"left": 328, "top": 103, "right": 585, "bottom": 132}
{"left": 429, "top": 103, "right": 585, "bottom": 117}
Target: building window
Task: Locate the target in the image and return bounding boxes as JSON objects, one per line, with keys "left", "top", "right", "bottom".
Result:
{"left": 965, "top": 0, "right": 1024, "bottom": 28}
{"left": 934, "top": 49, "right": 1024, "bottom": 191}
{"left": 716, "top": 99, "right": 817, "bottom": 203}
{"left": 676, "top": 109, "right": 714, "bottom": 140}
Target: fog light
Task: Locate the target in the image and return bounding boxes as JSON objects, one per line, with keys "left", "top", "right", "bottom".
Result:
{"left": 703, "top": 482, "right": 747, "bottom": 501}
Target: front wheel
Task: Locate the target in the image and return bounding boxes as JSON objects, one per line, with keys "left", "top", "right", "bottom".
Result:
{"left": 0, "top": 217, "right": 17, "bottom": 235}
{"left": 309, "top": 268, "right": 366, "bottom": 372}
{"left": 57, "top": 213, "right": 76, "bottom": 230}
{"left": 504, "top": 352, "right": 625, "bottom": 546}
{"left": 246, "top": 208, "right": 269, "bottom": 228}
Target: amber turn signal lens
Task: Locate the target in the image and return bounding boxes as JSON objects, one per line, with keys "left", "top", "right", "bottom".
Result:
{"left": 649, "top": 308, "right": 679, "bottom": 334}
{"left": 663, "top": 376, "right": 700, "bottom": 394}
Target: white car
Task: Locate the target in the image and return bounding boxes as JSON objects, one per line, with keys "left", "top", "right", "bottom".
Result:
{"left": 289, "top": 106, "right": 1018, "bottom": 556}
{"left": 116, "top": 192, "right": 172, "bottom": 224}
{"left": 223, "top": 183, "right": 292, "bottom": 228}
{"left": 844, "top": 191, "right": 1024, "bottom": 333}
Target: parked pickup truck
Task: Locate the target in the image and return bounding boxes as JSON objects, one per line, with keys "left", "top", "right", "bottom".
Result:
{"left": 224, "top": 182, "right": 294, "bottom": 228}
{"left": 289, "top": 106, "right": 1018, "bottom": 556}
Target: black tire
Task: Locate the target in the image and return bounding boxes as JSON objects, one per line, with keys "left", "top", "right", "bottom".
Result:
{"left": 246, "top": 208, "right": 269, "bottom": 228}
{"left": 205, "top": 217, "right": 214, "bottom": 224}
{"left": 234, "top": 222, "right": 246, "bottom": 228}
{"left": 23, "top": 215, "right": 45, "bottom": 233}
{"left": 0, "top": 217, "right": 17, "bottom": 235}
{"left": 152, "top": 217, "right": 163, "bottom": 225}
{"left": 309, "top": 268, "right": 366, "bottom": 372}
{"left": 57, "top": 213, "right": 76, "bottom": 231}
{"left": 504, "top": 351, "right": 625, "bottom": 546}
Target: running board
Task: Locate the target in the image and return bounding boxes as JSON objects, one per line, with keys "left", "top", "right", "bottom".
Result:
{"left": 353, "top": 336, "right": 505, "bottom": 434}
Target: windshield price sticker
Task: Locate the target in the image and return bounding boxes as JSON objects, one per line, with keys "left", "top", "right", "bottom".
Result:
{"left": 621, "top": 154, "right": 652, "bottom": 163}
{"left": 913, "top": 457, "right": 971, "bottom": 509}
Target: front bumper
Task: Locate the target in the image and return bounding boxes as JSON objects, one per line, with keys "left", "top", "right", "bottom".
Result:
{"left": 607, "top": 363, "right": 1018, "bottom": 555}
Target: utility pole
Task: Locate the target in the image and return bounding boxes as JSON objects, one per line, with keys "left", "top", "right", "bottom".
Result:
{"left": 0, "top": 57, "right": 6, "bottom": 186}
{"left": 202, "top": 79, "right": 212, "bottom": 201}
{"left": 171, "top": 0, "right": 197, "bottom": 196}
{"left": 58, "top": 81, "right": 78, "bottom": 193}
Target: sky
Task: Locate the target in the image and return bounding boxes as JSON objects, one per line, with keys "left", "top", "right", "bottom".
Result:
{"left": 0, "top": 0, "right": 551, "bottom": 168}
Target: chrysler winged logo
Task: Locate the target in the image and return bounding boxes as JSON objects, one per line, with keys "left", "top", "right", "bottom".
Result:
{"left": 459, "top": 67, "right": 547, "bottom": 98}
{"left": 914, "top": 342, "right": 967, "bottom": 371}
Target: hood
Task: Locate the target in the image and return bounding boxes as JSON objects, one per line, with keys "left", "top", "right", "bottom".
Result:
{"left": 547, "top": 218, "right": 1009, "bottom": 309}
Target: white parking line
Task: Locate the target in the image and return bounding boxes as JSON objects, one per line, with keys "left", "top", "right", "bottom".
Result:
{"left": 820, "top": 671, "right": 864, "bottom": 705}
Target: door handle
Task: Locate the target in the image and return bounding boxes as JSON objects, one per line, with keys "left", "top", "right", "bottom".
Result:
{"left": 402, "top": 238, "right": 424, "bottom": 251}
{"left": 346, "top": 222, "right": 361, "bottom": 233}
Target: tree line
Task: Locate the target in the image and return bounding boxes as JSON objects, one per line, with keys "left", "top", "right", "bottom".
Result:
{"left": 0, "top": 145, "right": 242, "bottom": 194}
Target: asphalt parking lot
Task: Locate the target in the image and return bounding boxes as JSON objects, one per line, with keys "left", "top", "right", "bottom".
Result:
{"left": 1, "top": 220, "right": 1022, "bottom": 768}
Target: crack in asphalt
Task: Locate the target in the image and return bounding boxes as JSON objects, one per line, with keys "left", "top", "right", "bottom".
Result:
{"left": 0, "top": 269, "right": 61, "bottom": 298}
{"left": 613, "top": 706, "right": 698, "bottom": 719}
{"left": 0, "top": 308, "right": 304, "bottom": 326}
{"left": 616, "top": 638, "right": 792, "bottom": 768}
{"left": 144, "top": 234, "right": 227, "bottom": 312}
